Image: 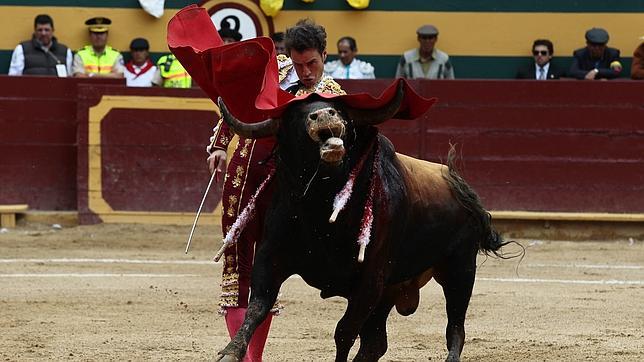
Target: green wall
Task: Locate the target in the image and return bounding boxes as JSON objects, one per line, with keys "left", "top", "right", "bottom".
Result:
{"left": 1, "top": 50, "right": 633, "bottom": 79}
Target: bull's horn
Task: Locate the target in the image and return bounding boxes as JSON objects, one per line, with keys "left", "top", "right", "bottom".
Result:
{"left": 218, "top": 97, "right": 280, "bottom": 139}
{"left": 346, "top": 81, "right": 404, "bottom": 126}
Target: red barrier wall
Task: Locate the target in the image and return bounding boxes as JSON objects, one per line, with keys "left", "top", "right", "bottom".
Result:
{"left": 339, "top": 79, "right": 644, "bottom": 213}
{"left": 0, "top": 76, "right": 120, "bottom": 210}
{"left": 75, "top": 84, "right": 220, "bottom": 224}
{"left": 1, "top": 77, "right": 642, "bottom": 221}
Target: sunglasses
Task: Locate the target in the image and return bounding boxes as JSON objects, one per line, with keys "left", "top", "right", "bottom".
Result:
{"left": 532, "top": 50, "right": 549, "bottom": 56}
{"left": 419, "top": 35, "right": 437, "bottom": 40}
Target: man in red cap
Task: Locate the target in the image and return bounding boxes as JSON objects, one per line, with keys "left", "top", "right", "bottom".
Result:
{"left": 205, "top": 19, "right": 345, "bottom": 362}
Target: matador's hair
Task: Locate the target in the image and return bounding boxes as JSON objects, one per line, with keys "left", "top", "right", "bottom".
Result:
{"left": 285, "top": 18, "right": 327, "bottom": 55}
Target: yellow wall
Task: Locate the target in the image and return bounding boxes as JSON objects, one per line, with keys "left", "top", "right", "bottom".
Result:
{"left": 1, "top": 6, "right": 642, "bottom": 56}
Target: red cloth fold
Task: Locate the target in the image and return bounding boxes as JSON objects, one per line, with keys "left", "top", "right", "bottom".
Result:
{"left": 167, "top": 4, "right": 437, "bottom": 122}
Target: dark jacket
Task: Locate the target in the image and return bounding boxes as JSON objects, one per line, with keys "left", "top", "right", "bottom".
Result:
{"left": 569, "top": 46, "right": 621, "bottom": 79}
{"left": 516, "top": 62, "right": 566, "bottom": 79}
{"left": 21, "top": 36, "right": 69, "bottom": 75}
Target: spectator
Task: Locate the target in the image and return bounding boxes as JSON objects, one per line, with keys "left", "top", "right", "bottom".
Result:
{"left": 516, "top": 39, "right": 566, "bottom": 79}
{"left": 152, "top": 53, "right": 191, "bottom": 88}
{"left": 324, "top": 36, "right": 375, "bottom": 79}
{"left": 569, "top": 28, "right": 621, "bottom": 80}
{"left": 218, "top": 20, "right": 242, "bottom": 44}
{"left": 8, "top": 14, "right": 72, "bottom": 76}
{"left": 631, "top": 37, "right": 644, "bottom": 80}
{"left": 271, "top": 31, "right": 287, "bottom": 56}
{"left": 72, "top": 17, "right": 124, "bottom": 78}
{"left": 395, "top": 24, "right": 454, "bottom": 79}
{"left": 124, "top": 38, "right": 156, "bottom": 87}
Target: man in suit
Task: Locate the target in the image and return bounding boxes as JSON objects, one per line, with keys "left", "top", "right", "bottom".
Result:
{"left": 569, "top": 27, "right": 622, "bottom": 80}
{"left": 516, "top": 39, "right": 565, "bottom": 79}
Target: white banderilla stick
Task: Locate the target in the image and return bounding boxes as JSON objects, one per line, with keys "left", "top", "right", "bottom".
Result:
{"left": 185, "top": 170, "right": 218, "bottom": 254}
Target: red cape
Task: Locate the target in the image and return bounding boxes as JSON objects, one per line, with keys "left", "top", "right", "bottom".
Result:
{"left": 167, "top": 5, "right": 437, "bottom": 122}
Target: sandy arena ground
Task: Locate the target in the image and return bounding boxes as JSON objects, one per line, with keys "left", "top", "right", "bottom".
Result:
{"left": 1, "top": 222, "right": 643, "bottom": 361}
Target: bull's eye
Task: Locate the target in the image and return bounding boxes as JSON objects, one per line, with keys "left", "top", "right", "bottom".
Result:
{"left": 309, "top": 113, "right": 318, "bottom": 121}
{"left": 328, "top": 109, "right": 336, "bottom": 116}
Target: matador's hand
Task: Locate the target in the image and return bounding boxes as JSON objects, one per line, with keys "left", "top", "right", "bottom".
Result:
{"left": 207, "top": 149, "right": 228, "bottom": 183}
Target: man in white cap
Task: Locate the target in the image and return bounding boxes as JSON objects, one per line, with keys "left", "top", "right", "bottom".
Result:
{"left": 395, "top": 24, "right": 454, "bottom": 79}
{"left": 569, "top": 27, "right": 621, "bottom": 80}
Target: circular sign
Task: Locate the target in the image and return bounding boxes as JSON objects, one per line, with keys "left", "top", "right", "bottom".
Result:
{"left": 199, "top": 0, "right": 274, "bottom": 39}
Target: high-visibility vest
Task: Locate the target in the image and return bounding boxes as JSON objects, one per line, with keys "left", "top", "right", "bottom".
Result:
{"left": 156, "top": 54, "right": 192, "bottom": 88}
{"left": 77, "top": 45, "right": 121, "bottom": 74}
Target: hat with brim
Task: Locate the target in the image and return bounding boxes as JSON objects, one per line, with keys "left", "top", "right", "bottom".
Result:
{"left": 417, "top": 24, "right": 439, "bottom": 36}
{"left": 85, "top": 17, "right": 111, "bottom": 33}
{"left": 218, "top": 27, "right": 242, "bottom": 42}
{"left": 585, "top": 27, "right": 609, "bottom": 44}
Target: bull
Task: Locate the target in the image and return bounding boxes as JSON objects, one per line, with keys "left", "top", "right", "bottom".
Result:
{"left": 216, "top": 83, "right": 509, "bottom": 362}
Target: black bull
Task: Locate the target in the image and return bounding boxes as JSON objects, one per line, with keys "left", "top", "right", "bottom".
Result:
{"left": 216, "top": 84, "right": 509, "bottom": 362}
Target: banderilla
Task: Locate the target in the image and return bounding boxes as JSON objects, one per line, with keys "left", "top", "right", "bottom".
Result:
{"left": 184, "top": 170, "right": 218, "bottom": 254}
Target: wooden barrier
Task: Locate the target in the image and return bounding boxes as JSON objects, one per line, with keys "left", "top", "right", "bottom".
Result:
{"left": 0, "top": 204, "right": 28, "bottom": 228}
{"left": 1, "top": 76, "right": 643, "bottom": 224}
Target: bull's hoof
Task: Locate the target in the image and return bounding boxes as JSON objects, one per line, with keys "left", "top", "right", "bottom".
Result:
{"left": 445, "top": 352, "right": 460, "bottom": 362}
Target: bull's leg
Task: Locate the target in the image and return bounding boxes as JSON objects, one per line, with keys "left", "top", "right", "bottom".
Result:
{"left": 353, "top": 298, "right": 394, "bottom": 362}
{"left": 333, "top": 276, "right": 384, "bottom": 361}
{"left": 434, "top": 254, "right": 476, "bottom": 362}
{"left": 217, "top": 241, "right": 290, "bottom": 361}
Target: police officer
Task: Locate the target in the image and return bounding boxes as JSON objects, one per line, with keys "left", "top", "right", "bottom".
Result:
{"left": 72, "top": 17, "right": 124, "bottom": 78}
{"left": 152, "top": 53, "right": 192, "bottom": 88}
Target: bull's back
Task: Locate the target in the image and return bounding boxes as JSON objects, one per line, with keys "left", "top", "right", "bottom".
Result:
{"left": 394, "top": 153, "right": 453, "bottom": 209}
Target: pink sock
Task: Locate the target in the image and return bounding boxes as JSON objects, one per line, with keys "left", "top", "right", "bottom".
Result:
{"left": 225, "top": 307, "right": 273, "bottom": 362}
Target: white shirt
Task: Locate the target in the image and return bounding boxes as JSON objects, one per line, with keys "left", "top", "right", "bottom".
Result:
{"left": 124, "top": 63, "right": 158, "bottom": 87}
{"left": 8, "top": 43, "right": 73, "bottom": 76}
{"left": 535, "top": 62, "right": 550, "bottom": 80}
{"left": 324, "top": 58, "right": 375, "bottom": 79}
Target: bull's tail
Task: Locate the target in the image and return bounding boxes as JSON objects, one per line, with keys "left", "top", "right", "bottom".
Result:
{"left": 442, "top": 146, "right": 512, "bottom": 257}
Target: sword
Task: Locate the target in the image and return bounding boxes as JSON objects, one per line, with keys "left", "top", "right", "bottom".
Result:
{"left": 185, "top": 170, "right": 218, "bottom": 254}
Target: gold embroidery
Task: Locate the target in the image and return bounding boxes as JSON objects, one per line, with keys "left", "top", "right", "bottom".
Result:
{"left": 239, "top": 139, "right": 253, "bottom": 158}
{"left": 294, "top": 76, "right": 346, "bottom": 96}
{"left": 277, "top": 54, "right": 294, "bottom": 83}
{"left": 232, "top": 165, "right": 245, "bottom": 188}
{"left": 225, "top": 255, "right": 235, "bottom": 273}
{"left": 226, "top": 195, "right": 238, "bottom": 217}
{"left": 219, "top": 271, "right": 240, "bottom": 311}
{"left": 219, "top": 135, "right": 230, "bottom": 146}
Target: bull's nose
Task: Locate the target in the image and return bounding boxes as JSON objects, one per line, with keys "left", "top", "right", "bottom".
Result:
{"left": 308, "top": 108, "right": 337, "bottom": 121}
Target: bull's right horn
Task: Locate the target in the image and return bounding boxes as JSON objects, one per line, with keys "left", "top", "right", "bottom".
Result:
{"left": 218, "top": 97, "right": 280, "bottom": 139}
{"left": 346, "top": 81, "right": 404, "bottom": 126}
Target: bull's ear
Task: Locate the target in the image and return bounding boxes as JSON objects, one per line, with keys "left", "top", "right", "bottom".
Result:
{"left": 346, "top": 81, "right": 404, "bottom": 126}
{"left": 218, "top": 97, "right": 280, "bottom": 139}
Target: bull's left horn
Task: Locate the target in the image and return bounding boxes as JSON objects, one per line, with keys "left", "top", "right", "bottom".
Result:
{"left": 346, "top": 81, "right": 404, "bottom": 126}
{"left": 218, "top": 97, "right": 280, "bottom": 139}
